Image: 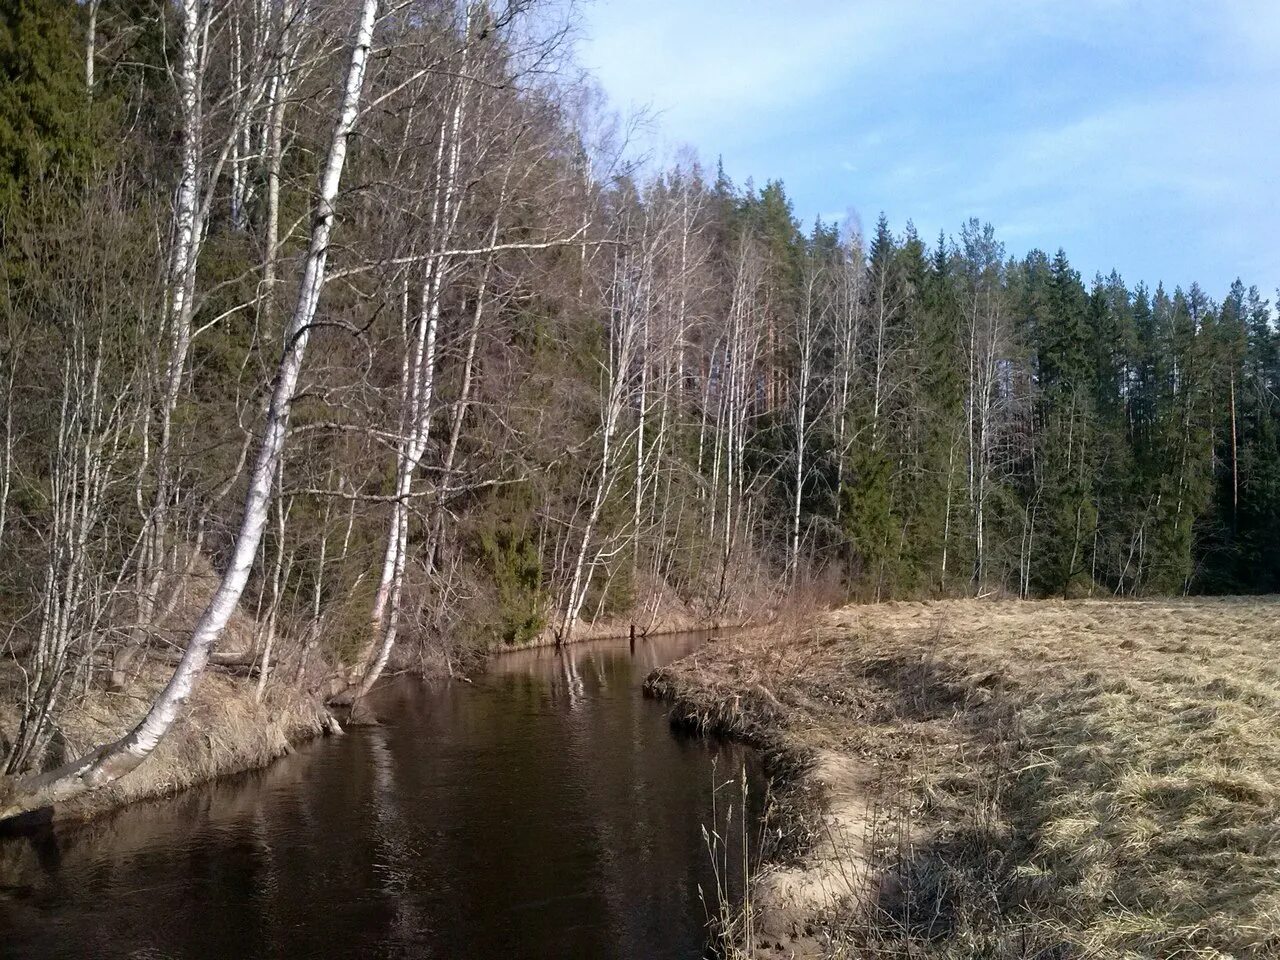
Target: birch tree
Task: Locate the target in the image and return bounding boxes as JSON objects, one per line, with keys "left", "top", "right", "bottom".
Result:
{"left": 786, "top": 254, "right": 827, "bottom": 582}
{"left": 0, "top": 0, "right": 380, "bottom": 819}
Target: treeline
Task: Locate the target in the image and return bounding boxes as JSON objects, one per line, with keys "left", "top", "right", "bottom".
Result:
{"left": 718, "top": 204, "right": 1280, "bottom": 600}
{"left": 1, "top": 0, "right": 1277, "bottom": 810}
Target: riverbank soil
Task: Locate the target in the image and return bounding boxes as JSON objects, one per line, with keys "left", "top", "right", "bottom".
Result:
{"left": 647, "top": 596, "right": 1280, "bottom": 959}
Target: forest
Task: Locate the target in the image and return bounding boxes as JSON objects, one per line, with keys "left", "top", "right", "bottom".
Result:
{"left": 1, "top": 0, "right": 1278, "bottom": 818}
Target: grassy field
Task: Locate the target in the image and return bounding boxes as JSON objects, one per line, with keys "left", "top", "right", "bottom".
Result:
{"left": 647, "top": 596, "right": 1280, "bottom": 959}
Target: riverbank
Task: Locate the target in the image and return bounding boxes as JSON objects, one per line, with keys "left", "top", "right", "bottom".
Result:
{"left": 506, "top": 583, "right": 788, "bottom": 653}
{"left": 511, "top": 612, "right": 763, "bottom": 652}
{"left": 0, "top": 597, "right": 753, "bottom": 826}
{"left": 0, "top": 667, "right": 336, "bottom": 827}
{"left": 646, "top": 596, "right": 1280, "bottom": 959}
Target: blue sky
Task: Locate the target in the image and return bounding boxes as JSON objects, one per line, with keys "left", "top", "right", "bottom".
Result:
{"left": 576, "top": 0, "right": 1280, "bottom": 301}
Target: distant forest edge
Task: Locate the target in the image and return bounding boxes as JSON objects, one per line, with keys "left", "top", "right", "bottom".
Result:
{"left": 1, "top": 0, "right": 1278, "bottom": 807}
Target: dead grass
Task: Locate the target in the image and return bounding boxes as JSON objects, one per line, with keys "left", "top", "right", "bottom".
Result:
{"left": 1, "top": 664, "right": 330, "bottom": 824}
{"left": 0, "top": 548, "right": 334, "bottom": 824}
{"left": 648, "top": 596, "right": 1280, "bottom": 959}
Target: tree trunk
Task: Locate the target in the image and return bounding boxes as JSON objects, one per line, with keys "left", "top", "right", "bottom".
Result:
{"left": 0, "top": 0, "right": 380, "bottom": 822}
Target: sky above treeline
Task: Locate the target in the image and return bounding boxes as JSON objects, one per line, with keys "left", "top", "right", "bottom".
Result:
{"left": 576, "top": 0, "right": 1280, "bottom": 302}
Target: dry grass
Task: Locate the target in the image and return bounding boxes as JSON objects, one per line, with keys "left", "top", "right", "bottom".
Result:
{"left": 648, "top": 596, "right": 1280, "bottom": 959}
{"left": 1, "top": 664, "right": 330, "bottom": 823}
{"left": 0, "top": 549, "right": 334, "bottom": 824}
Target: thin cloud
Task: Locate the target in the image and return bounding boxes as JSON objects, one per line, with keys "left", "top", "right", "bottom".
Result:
{"left": 578, "top": 0, "right": 1280, "bottom": 295}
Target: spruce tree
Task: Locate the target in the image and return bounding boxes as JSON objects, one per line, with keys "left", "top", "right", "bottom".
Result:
{"left": 0, "top": 0, "right": 94, "bottom": 223}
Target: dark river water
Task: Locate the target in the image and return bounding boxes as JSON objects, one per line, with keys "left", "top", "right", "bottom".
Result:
{"left": 0, "top": 632, "right": 764, "bottom": 959}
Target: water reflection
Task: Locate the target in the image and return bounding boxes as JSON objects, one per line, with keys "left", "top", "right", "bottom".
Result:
{"left": 0, "top": 632, "right": 763, "bottom": 960}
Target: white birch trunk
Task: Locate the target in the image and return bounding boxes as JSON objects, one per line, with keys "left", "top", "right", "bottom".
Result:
{"left": 354, "top": 15, "right": 481, "bottom": 693}
{"left": 0, "top": 0, "right": 380, "bottom": 820}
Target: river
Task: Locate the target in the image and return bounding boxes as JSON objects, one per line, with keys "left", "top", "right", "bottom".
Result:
{"left": 0, "top": 631, "right": 763, "bottom": 959}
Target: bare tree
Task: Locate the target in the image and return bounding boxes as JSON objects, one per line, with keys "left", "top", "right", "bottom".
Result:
{"left": 787, "top": 255, "right": 828, "bottom": 582}
{"left": 0, "top": 0, "right": 381, "bottom": 819}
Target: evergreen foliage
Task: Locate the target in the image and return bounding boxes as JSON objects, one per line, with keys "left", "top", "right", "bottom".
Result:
{"left": 0, "top": 0, "right": 94, "bottom": 221}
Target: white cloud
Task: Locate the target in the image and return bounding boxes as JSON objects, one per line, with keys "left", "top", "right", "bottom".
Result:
{"left": 576, "top": 0, "right": 1280, "bottom": 293}
{"left": 576, "top": 0, "right": 1192, "bottom": 148}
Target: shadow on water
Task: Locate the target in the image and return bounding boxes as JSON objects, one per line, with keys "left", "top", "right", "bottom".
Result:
{"left": 0, "top": 631, "right": 765, "bottom": 959}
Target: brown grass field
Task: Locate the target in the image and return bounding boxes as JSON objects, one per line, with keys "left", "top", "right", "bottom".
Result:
{"left": 647, "top": 596, "right": 1280, "bottom": 959}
